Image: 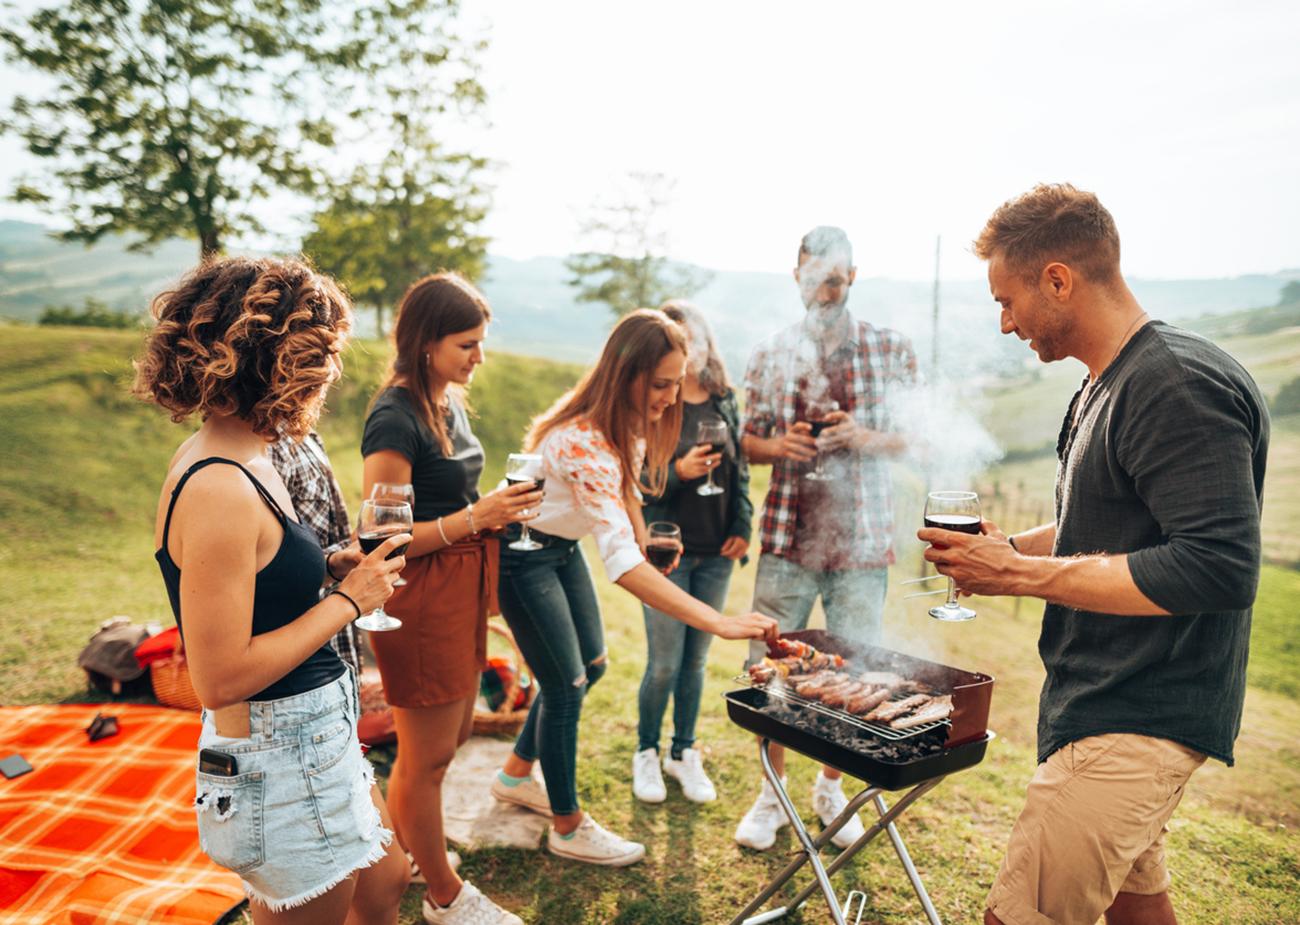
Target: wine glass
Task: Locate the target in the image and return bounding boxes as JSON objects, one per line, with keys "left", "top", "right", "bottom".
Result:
{"left": 355, "top": 498, "right": 412, "bottom": 632}
{"left": 803, "top": 398, "right": 839, "bottom": 481}
{"left": 506, "top": 453, "right": 545, "bottom": 551}
{"left": 370, "top": 483, "right": 414, "bottom": 585}
{"left": 695, "top": 420, "right": 728, "bottom": 496}
{"left": 646, "top": 522, "right": 682, "bottom": 574}
{"left": 924, "top": 490, "right": 981, "bottom": 622}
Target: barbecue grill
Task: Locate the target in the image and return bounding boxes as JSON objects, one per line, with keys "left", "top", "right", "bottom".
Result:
{"left": 725, "top": 629, "right": 995, "bottom": 925}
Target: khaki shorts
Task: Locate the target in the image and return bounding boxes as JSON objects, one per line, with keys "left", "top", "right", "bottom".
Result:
{"left": 986, "top": 734, "right": 1206, "bottom": 925}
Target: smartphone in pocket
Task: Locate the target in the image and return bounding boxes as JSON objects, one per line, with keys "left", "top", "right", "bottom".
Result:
{"left": 199, "top": 748, "right": 238, "bottom": 776}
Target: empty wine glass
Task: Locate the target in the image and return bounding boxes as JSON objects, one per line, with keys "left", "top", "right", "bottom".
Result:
{"left": 645, "top": 522, "right": 682, "bottom": 574}
{"left": 370, "top": 483, "right": 413, "bottom": 585}
{"left": 804, "top": 398, "right": 839, "bottom": 481}
{"left": 924, "top": 491, "right": 981, "bottom": 622}
{"left": 506, "top": 453, "right": 545, "bottom": 551}
{"left": 695, "top": 420, "right": 728, "bottom": 496}
{"left": 355, "top": 498, "right": 412, "bottom": 632}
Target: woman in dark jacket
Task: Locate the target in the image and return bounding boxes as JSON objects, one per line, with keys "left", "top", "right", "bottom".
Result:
{"left": 632, "top": 300, "right": 753, "bottom": 804}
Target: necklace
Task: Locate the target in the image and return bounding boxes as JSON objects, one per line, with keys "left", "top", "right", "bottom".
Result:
{"left": 1107, "top": 311, "right": 1149, "bottom": 371}
{"left": 1075, "top": 312, "right": 1148, "bottom": 424}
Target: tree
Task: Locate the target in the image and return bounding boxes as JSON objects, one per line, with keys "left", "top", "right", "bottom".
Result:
{"left": 565, "top": 172, "right": 712, "bottom": 319}
{"left": 302, "top": 20, "right": 490, "bottom": 336}
{"left": 1279, "top": 280, "right": 1300, "bottom": 307}
{"left": 1, "top": 0, "right": 483, "bottom": 258}
{"left": 302, "top": 135, "right": 490, "bottom": 337}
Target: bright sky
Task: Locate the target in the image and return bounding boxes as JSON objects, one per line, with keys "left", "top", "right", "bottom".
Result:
{"left": 3, "top": 0, "right": 1298, "bottom": 281}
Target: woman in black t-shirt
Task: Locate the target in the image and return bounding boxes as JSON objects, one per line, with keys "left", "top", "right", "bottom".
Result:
{"left": 361, "top": 273, "right": 538, "bottom": 925}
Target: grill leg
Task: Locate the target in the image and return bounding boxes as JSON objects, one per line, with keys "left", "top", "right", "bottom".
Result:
{"left": 729, "top": 739, "right": 848, "bottom": 925}
{"left": 765, "top": 775, "right": 950, "bottom": 924}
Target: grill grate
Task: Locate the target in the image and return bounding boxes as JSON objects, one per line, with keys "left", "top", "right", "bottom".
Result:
{"left": 733, "top": 676, "right": 949, "bottom": 741}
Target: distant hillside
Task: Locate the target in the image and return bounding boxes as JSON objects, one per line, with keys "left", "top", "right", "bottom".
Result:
{"left": 3, "top": 218, "right": 1295, "bottom": 381}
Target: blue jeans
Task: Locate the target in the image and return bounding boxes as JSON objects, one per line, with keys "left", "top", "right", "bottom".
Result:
{"left": 637, "top": 554, "right": 735, "bottom": 756}
{"left": 497, "top": 529, "right": 607, "bottom": 816}
{"left": 746, "top": 552, "right": 888, "bottom": 667}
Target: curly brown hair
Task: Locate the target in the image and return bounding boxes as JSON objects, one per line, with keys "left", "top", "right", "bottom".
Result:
{"left": 132, "top": 255, "right": 354, "bottom": 441}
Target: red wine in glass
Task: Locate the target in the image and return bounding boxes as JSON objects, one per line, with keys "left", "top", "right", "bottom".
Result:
{"left": 923, "top": 492, "right": 981, "bottom": 621}
{"left": 647, "top": 521, "right": 682, "bottom": 573}
{"left": 355, "top": 499, "right": 412, "bottom": 631}
{"left": 695, "top": 420, "right": 728, "bottom": 496}
{"left": 646, "top": 541, "right": 680, "bottom": 571}
{"left": 803, "top": 398, "right": 838, "bottom": 481}
{"left": 370, "top": 483, "right": 413, "bottom": 585}
{"left": 507, "top": 453, "right": 546, "bottom": 551}
{"left": 358, "top": 526, "right": 411, "bottom": 560}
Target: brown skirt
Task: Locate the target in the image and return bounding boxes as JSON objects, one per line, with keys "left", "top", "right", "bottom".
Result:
{"left": 368, "top": 532, "right": 499, "bottom": 708}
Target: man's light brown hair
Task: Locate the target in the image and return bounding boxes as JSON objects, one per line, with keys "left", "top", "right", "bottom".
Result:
{"left": 973, "top": 183, "right": 1122, "bottom": 289}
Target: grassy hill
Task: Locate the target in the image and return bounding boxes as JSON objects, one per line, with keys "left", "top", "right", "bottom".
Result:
{"left": 1, "top": 323, "right": 1296, "bottom": 924}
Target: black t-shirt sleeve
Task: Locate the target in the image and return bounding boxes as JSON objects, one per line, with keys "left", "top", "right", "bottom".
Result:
{"left": 361, "top": 396, "right": 420, "bottom": 465}
{"left": 1121, "top": 353, "right": 1264, "bottom": 615}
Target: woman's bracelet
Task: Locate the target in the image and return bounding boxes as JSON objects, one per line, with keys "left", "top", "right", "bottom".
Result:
{"left": 329, "top": 589, "right": 361, "bottom": 619}
{"left": 324, "top": 550, "right": 343, "bottom": 582}
{"left": 465, "top": 501, "right": 475, "bottom": 535}
{"left": 437, "top": 516, "right": 451, "bottom": 546}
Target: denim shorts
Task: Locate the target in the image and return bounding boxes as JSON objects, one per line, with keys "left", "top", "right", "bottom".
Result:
{"left": 194, "top": 670, "right": 392, "bottom": 911}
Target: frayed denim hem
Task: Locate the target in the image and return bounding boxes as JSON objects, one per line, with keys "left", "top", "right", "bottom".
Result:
{"left": 240, "top": 820, "right": 394, "bottom": 912}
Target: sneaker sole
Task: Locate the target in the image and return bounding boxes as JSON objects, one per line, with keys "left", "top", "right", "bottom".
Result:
{"left": 547, "top": 839, "right": 646, "bottom": 867}
{"left": 633, "top": 787, "right": 667, "bottom": 803}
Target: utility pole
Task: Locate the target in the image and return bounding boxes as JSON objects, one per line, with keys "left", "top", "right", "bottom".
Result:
{"left": 931, "top": 235, "right": 941, "bottom": 373}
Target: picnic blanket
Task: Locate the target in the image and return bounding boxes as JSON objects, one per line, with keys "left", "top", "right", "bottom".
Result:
{"left": 0, "top": 704, "right": 246, "bottom": 925}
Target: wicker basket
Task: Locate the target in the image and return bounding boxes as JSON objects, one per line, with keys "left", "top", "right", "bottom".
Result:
{"left": 151, "top": 651, "right": 203, "bottom": 711}
{"left": 473, "top": 621, "right": 534, "bottom": 737}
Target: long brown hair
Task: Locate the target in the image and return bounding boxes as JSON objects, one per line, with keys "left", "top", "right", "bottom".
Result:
{"left": 526, "top": 309, "right": 686, "bottom": 501}
{"left": 373, "top": 272, "right": 492, "bottom": 454}
{"left": 659, "top": 299, "right": 732, "bottom": 398}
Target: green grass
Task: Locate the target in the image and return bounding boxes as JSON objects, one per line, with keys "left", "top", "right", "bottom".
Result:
{"left": 3, "top": 325, "right": 1298, "bottom": 924}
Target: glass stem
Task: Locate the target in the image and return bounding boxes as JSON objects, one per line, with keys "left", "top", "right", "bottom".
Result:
{"left": 945, "top": 577, "right": 959, "bottom": 607}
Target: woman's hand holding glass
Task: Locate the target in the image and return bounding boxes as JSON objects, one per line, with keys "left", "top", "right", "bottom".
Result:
{"left": 674, "top": 443, "right": 721, "bottom": 481}
{"left": 475, "top": 480, "right": 543, "bottom": 532}
{"left": 336, "top": 531, "right": 410, "bottom": 623}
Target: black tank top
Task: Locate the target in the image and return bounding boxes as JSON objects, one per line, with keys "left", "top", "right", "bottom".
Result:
{"left": 155, "top": 457, "right": 346, "bottom": 701}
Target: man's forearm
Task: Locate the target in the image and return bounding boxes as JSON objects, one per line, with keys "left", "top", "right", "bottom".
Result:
{"left": 1006, "top": 523, "right": 1056, "bottom": 557}
{"left": 1010, "top": 552, "right": 1170, "bottom": 616}
{"left": 741, "top": 434, "right": 782, "bottom": 465}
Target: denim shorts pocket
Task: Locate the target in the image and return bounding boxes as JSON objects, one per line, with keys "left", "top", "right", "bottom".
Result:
{"left": 306, "top": 710, "right": 352, "bottom": 775}
{"left": 195, "top": 770, "right": 265, "bottom": 874}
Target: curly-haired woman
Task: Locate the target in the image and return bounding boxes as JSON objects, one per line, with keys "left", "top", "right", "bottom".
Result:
{"left": 133, "top": 256, "right": 411, "bottom": 925}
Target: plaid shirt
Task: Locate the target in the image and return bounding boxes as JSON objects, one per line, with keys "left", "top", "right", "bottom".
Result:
{"left": 742, "top": 313, "right": 918, "bottom": 565}
{"left": 268, "top": 430, "right": 361, "bottom": 672}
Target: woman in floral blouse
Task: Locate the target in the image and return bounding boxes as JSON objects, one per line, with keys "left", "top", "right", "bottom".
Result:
{"left": 488, "top": 309, "right": 777, "bottom": 867}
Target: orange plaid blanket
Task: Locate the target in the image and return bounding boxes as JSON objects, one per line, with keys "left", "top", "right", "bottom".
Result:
{"left": 0, "top": 705, "right": 245, "bottom": 925}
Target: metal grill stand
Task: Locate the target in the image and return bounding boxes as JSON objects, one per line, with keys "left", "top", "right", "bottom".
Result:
{"left": 730, "top": 738, "right": 946, "bottom": 925}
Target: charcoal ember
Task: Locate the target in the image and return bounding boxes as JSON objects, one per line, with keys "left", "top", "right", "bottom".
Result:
{"left": 756, "top": 699, "right": 944, "bottom": 762}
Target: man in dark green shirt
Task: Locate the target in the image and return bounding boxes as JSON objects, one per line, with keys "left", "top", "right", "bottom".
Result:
{"left": 922, "top": 183, "right": 1269, "bottom": 925}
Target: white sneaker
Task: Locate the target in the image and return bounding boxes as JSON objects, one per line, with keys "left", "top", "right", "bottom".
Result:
{"left": 422, "top": 881, "right": 522, "bottom": 925}
{"left": 490, "top": 771, "right": 552, "bottom": 816}
{"left": 662, "top": 748, "right": 717, "bottom": 803}
{"left": 632, "top": 748, "right": 667, "bottom": 802}
{"left": 408, "top": 850, "right": 460, "bottom": 885}
{"left": 734, "top": 777, "right": 790, "bottom": 850}
{"left": 812, "top": 771, "right": 867, "bottom": 849}
{"left": 547, "top": 814, "right": 645, "bottom": 867}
